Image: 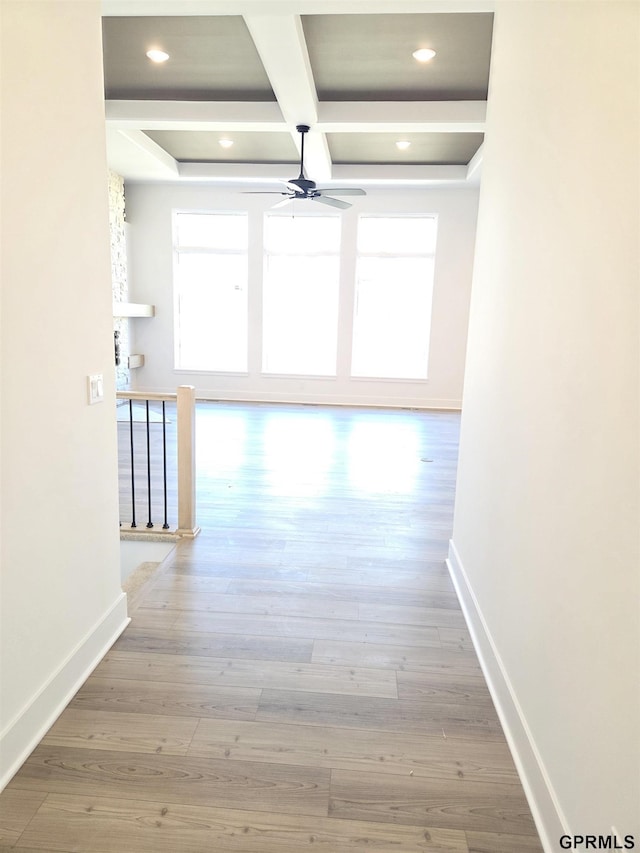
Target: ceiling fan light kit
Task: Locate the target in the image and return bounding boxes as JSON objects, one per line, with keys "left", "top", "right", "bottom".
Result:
{"left": 244, "top": 124, "right": 366, "bottom": 210}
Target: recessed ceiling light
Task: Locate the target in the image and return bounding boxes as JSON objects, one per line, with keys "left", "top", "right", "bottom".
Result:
{"left": 396, "top": 140, "right": 411, "bottom": 150}
{"left": 412, "top": 48, "right": 436, "bottom": 62}
{"left": 218, "top": 139, "right": 234, "bottom": 149}
{"left": 146, "top": 49, "right": 169, "bottom": 63}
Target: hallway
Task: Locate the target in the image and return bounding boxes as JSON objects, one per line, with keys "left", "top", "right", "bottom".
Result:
{"left": 1, "top": 403, "right": 543, "bottom": 852}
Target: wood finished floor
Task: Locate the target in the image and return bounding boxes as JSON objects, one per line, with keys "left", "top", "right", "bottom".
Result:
{"left": 0, "top": 403, "right": 544, "bottom": 852}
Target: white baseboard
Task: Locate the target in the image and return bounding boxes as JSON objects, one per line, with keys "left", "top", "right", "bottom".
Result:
{"left": 0, "top": 593, "right": 129, "bottom": 791}
{"left": 446, "top": 540, "right": 568, "bottom": 853}
{"left": 130, "top": 379, "right": 463, "bottom": 411}
{"left": 194, "top": 390, "right": 463, "bottom": 410}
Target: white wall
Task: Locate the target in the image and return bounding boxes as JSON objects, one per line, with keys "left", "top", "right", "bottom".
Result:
{"left": 449, "top": 2, "right": 639, "bottom": 848}
{"left": 0, "top": 1, "right": 127, "bottom": 786}
{"left": 125, "top": 183, "right": 478, "bottom": 409}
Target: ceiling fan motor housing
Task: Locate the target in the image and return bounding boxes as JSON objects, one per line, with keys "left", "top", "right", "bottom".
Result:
{"left": 289, "top": 176, "right": 317, "bottom": 193}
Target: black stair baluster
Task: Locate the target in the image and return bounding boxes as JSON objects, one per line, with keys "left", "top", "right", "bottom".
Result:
{"left": 162, "top": 401, "right": 169, "bottom": 529}
{"left": 129, "top": 399, "right": 136, "bottom": 528}
{"left": 146, "top": 399, "right": 153, "bottom": 528}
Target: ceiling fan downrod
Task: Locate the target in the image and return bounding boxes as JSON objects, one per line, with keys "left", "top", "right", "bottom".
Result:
{"left": 296, "top": 124, "right": 310, "bottom": 180}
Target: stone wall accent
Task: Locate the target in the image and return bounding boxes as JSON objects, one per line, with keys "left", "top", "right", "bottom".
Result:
{"left": 108, "top": 170, "right": 130, "bottom": 390}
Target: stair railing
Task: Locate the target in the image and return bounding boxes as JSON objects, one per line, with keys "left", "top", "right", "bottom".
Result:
{"left": 116, "top": 385, "right": 199, "bottom": 538}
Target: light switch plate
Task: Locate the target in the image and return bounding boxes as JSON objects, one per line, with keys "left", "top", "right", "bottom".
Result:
{"left": 88, "top": 373, "right": 104, "bottom": 405}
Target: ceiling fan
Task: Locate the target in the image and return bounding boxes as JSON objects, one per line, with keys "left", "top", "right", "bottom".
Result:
{"left": 245, "top": 125, "right": 366, "bottom": 210}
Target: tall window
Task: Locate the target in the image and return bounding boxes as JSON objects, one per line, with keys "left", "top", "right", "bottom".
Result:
{"left": 262, "top": 214, "right": 341, "bottom": 375}
{"left": 351, "top": 215, "right": 437, "bottom": 380}
{"left": 174, "top": 212, "right": 248, "bottom": 372}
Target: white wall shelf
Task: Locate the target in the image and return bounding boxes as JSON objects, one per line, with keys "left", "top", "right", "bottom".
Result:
{"left": 113, "top": 302, "right": 155, "bottom": 318}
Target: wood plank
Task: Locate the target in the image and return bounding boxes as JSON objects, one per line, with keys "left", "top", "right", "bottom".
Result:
{"left": 0, "top": 789, "right": 46, "bottom": 846}
{"left": 307, "top": 566, "right": 455, "bottom": 591}
{"left": 201, "top": 510, "right": 329, "bottom": 530}
{"left": 10, "top": 747, "right": 330, "bottom": 818}
{"left": 170, "top": 563, "right": 311, "bottom": 581}
{"left": 396, "top": 671, "right": 494, "bottom": 709}
{"left": 17, "top": 794, "right": 469, "bottom": 853}
{"left": 283, "top": 546, "right": 451, "bottom": 567}
{"left": 170, "top": 545, "right": 289, "bottom": 564}
{"left": 466, "top": 829, "right": 545, "bottom": 852}
{"left": 69, "top": 676, "right": 261, "bottom": 720}
{"left": 342, "top": 547, "right": 452, "bottom": 564}
{"left": 188, "top": 718, "right": 522, "bottom": 784}
{"left": 345, "top": 556, "right": 452, "bottom": 573}
{"left": 176, "top": 532, "right": 287, "bottom": 550}
{"left": 94, "top": 650, "right": 399, "bottom": 699}
{"left": 112, "top": 626, "right": 314, "bottom": 663}
{"left": 142, "top": 589, "right": 359, "bottom": 621}
{"left": 313, "top": 639, "right": 483, "bottom": 677}
{"left": 282, "top": 531, "right": 395, "bottom": 548}
{"left": 225, "top": 577, "right": 462, "bottom": 609}
{"left": 167, "top": 611, "right": 443, "bottom": 648}
{"left": 129, "top": 608, "right": 177, "bottom": 630}
{"left": 329, "top": 769, "right": 538, "bottom": 835}
{"left": 41, "top": 709, "right": 199, "bottom": 756}
{"left": 438, "top": 628, "right": 475, "bottom": 651}
{"left": 256, "top": 690, "right": 507, "bottom": 741}
{"left": 151, "top": 575, "right": 230, "bottom": 593}
{"left": 358, "top": 602, "right": 467, "bottom": 629}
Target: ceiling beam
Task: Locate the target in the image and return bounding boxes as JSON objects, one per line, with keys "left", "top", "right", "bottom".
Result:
{"left": 179, "top": 162, "right": 298, "bottom": 181}
{"left": 466, "top": 141, "right": 483, "bottom": 182}
{"left": 244, "top": 14, "right": 332, "bottom": 181}
{"left": 105, "top": 99, "right": 486, "bottom": 133}
{"left": 332, "top": 163, "right": 469, "bottom": 183}
{"left": 102, "top": 1, "right": 495, "bottom": 17}
{"left": 243, "top": 16, "right": 317, "bottom": 127}
{"left": 176, "top": 160, "right": 469, "bottom": 186}
{"left": 105, "top": 100, "right": 285, "bottom": 130}
{"left": 105, "top": 128, "right": 179, "bottom": 180}
{"left": 318, "top": 100, "right": 486, "bottom": 133}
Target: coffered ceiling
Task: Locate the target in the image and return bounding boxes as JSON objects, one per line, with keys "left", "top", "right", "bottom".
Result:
{"left": 102, "top": 0, "right": 494, "bottom": 189}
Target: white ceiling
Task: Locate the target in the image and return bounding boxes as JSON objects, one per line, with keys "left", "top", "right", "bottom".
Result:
{"left": 102, "top": 0, "right": 494, "bottom": 189}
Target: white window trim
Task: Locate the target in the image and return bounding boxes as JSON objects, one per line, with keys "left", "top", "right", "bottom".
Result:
{"left": 172, "top": 210, "right": 249, "bottom": 372}
{"left": 351, "top": 214, "right": 438, "bottom": 381}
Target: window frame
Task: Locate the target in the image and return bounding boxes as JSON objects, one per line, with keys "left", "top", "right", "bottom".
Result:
{"left": 350, "top": 213, "right": 438, "bottom": 382}
{"left": 261, "top": 212, "right": 342, "bottom": 378}
{"left": 172, "top": 209, "right": 250, "bottom": 374}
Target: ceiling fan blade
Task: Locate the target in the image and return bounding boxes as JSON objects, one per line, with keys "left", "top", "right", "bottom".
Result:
{"left": 312, "top": 195, "right": 351, "bottom": 210}
{"left": 315, "top": 187, "right": 366, "bottom": 196}
{"left": 270, "top": 197, "right": 294, "bottom": 209}
{"left": 242, "top": 191, "right": 287, "bottom": 196}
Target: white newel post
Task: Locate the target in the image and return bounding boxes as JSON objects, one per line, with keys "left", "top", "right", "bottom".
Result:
{"left": 176, "top": 384, "right": 200, "bottom": 538}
